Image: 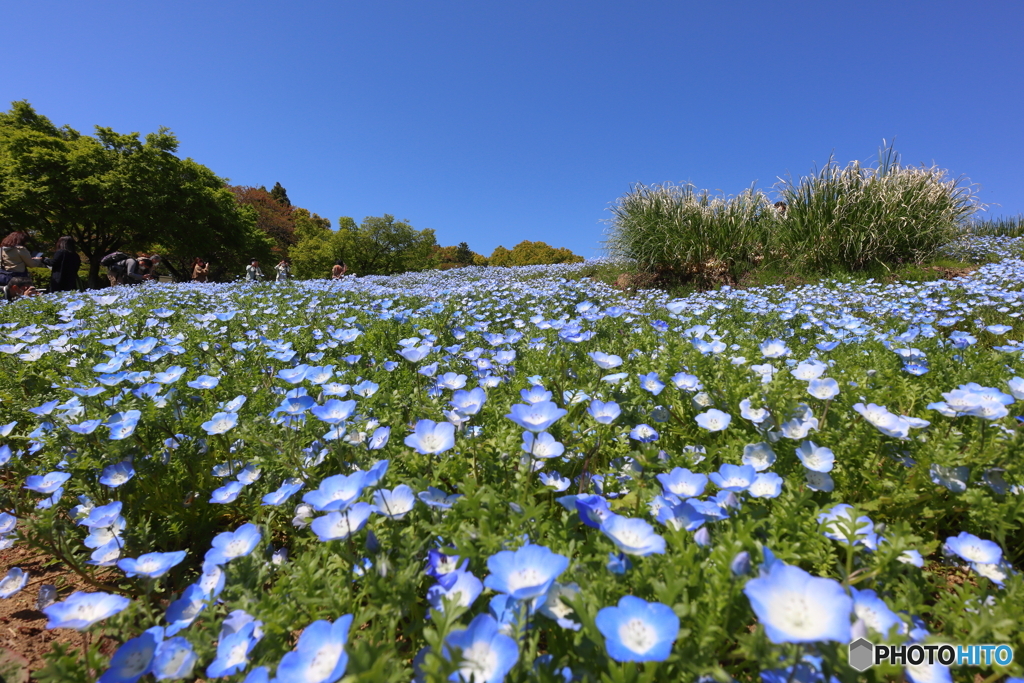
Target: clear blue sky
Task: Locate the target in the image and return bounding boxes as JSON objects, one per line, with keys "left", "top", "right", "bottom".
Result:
{"left": 3, "top": 1, "right": 1022, "bottom": 259}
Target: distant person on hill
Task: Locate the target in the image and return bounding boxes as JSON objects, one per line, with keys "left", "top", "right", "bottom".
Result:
{"left": 331, "top": 261, "right": 347, "bottom": 279}
{"left": 246, "top": 259, "right": 265, "bottom": 282}
{"left": 0, "top": 231, "right": 45, "bottom": 278}
{"left": 2, "top": 276, "right": 39, "bottom": 302}
{"left": 48, "top": 236, "right": 81, "bottom": 292}
{"left": 275, "top": 259, "right": 291, "bottom": 282}
{"left": 774, "top": 201, "right": 788, "bottom": 217}
{"left": 192, "top": 257, "right": 210, "bottom": 282}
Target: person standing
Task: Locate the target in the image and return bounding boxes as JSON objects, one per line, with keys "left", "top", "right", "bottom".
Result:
{"left": 331, "top": 261, "right": 347, "bottom": 279}
{"left": 192, "top": 257, "right": 210, "bottom": 282}
{"left": 48, "top": 236, "right": 81, "bottom": 292}
{"left": 275, "top": 259, "right": 291, "bottom": 282}
{"left": 246, "top": 259, "right": 265, "bottom": 281}
{"left": 0, "top": 231, "right": 45, "bottom": 276}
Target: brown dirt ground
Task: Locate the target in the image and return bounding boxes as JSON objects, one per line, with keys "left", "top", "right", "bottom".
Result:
{"left": 0, "top": 544, "right": 117, "bottom": 681}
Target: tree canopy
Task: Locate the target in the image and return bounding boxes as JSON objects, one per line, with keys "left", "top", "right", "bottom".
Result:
{"left": 487, "top": 240, "right": 584, "bottom": 267}
{"left": 291, "top": 214, "right": 438, "bottom": 278}
{"left": 0, "top": 101, "right": 266, "bottom": 286}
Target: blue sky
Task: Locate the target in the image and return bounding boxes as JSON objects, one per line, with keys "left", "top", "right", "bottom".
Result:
{"left": 3, "top": 1, "right": 1022, "bottom": 259}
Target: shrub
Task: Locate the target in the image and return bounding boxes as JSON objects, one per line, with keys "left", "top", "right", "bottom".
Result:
{"left": 776, "top": 144, "right": 980, "bottom": 272}
{"left": 605, "top": 183, "right": 776, "bottom": 287}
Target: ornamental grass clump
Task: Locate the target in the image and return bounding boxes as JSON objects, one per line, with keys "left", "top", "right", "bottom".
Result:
{"left": 605, "top": 183, "right": 777, "bottom": 288}
{"left": 776, "top": 143, "right": 980, "bottom": 272}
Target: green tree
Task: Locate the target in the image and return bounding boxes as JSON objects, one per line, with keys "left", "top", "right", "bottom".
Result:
{"left": 455, "top": 241, "right": 474, "bottom": 265}
{"left": 290, "top": 208, "right": 336, "bottom": 279}
{"left": 336, "top": 214, "right": 437, "bottom": 276}
{"left": 270, "top": 181, "right": 291, "bottom": 207}
{"left": 289, "top": 214, "right": 437, "bottom": 279}
{"left": 488, "top": 240, "right": 584, "bottom": 267}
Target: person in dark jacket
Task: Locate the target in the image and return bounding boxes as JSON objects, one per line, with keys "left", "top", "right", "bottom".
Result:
{"left": 48, "top": 236, "right": 81, "bottom": 292}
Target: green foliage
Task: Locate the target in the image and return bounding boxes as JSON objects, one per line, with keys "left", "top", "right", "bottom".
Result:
{"left": 777, "top": 143, "right": 980, "bottom": 272}
{"left": 0, "top": 101, "right": 265, "bottom": 286}
{"left": 488, "top": 240, "right": 584, "bottom": 267}
{"left": 269, "top": 181, "right": 291, "bottom": 207}
{"left": 968, "top": 214, "right": 1024, "bottom": 238}
{"left": 607, "top": 144, "right": 982, "bottom": 287}
{"left": 291, "top": 214, "right": 438, "bottom": 278}
{"left": 606, "top": 183, "right": 775, "bottom": 287}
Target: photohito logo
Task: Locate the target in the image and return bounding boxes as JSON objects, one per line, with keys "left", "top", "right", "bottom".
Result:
{"left": 848, "top": 638, "right": 1015, "bottom": 672}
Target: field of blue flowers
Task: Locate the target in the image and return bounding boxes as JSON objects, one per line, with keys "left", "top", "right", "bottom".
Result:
{"left": 1, "top": 236, "right": 1023, "bottom": 683}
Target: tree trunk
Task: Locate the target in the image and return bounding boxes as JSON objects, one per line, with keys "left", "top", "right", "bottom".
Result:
{"left": 87, "top": 253, "right": 104, "bottom": 289}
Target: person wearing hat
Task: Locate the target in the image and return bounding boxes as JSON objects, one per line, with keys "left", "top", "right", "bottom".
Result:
{"left": 245, "top": 259, "right": 265, "bottom": 282}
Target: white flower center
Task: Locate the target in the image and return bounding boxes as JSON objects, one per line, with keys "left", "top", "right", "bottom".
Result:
{"left": 507, "top": 568, "right": 544, "bottom": 593}
{"left": 122, "top": 647, "right": 153, "bottom": 675}
{"left": 458, "top": 642, "right": 499, "bottom": 682}
{"left": 618, "top": 618, "right": 656, "bottom": 654}
{"left": 306, "top": 642, "right": 343, "bottom": 680}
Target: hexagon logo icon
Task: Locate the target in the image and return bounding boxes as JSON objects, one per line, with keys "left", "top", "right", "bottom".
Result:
{"left": 848, "top": 638, "right": 875, "bottom": 672}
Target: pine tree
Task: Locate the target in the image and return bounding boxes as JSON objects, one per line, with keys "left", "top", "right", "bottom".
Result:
{"left": 270, "top": 181, "right": 291, "bottom": 207}
{"left": 455, "top": 241, "right": 474, "bottom": 265}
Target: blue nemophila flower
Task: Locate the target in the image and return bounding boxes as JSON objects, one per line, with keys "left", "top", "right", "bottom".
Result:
{"left": 310, "top": 502, "right": 373, "bottom": 541}
{"left": 539, "top": 471, "right": 571, "bottom": 492}
{"left": 99, "top": 461, "right": 136, "bottom": 487}
{"left": 201, "top": 411, "right": 238, "bottom": 435}
{"left": 402, "top": 419, "right": 454, "bottom": 455}
{"left": 151, "top": 636, "right": 197, "bottom": 680}
{"left": 43, "top": 591, "right": 130, "bottom": 630}
{"left": 587, "top": 399, "right": 621, "bottom": 424}
{"left": 671, "top": 372, "right": 702, "bottom": 391}
{"left": 656, "top": 468, "right": 708, "bottom": 497}
{"left": 352, "top": 380, "right": 379, "bottom": 397}
{"left": 164, "top": 584, "right": 208, "bottom": 635}
{"left": 262, "top": 478, "right": 305, "bottom": 506}
{"left": 537, "top": 581, "right": 581, "bottom": 631}
{"left": 205, "top": 523, "right": 261, "bottom": 565}
{"left": 807, "top": 377, "right": 840, "bottom": 400}
{"left": 0, "top": 512, "right": 15, "bottom": 535}
{"left": 25, "top": 471, "right": 72, "bottom": 494}
{"left": 303, "top": 472, "right": 368, "bottom": 512}
{"left": 443, "top": 614, "right": 518, "bottom": 683}
{"left": 506, "top": 401, "right": 566, "bottom": 432}
{"left": 588, "top": 351, "right": 623, "bottom": 369}
{"left": 426, "top": 550, "right": 466, "bottom": 578}
{"left": 638, "top": 372, "right": 665, "bottom": 395}
{"left": 419, "top": 486, "right": 462, "bottom": 509}
{"left": 607, "top": 552, "right": 632, "bottom": 574}
{"left": 521, "top": 431, "right": 564, "bottom": 459}
{"left": 194, "top": 561, "right": 226, "bottom": 598}
{"left": 600, "top": 515, "right": 666, "bottom": 556}
{"left": 817, "top": 504, "right": 875, "bottom": 546}
{"left": 748, "top": 473, "right": 784, "bottom": 498}
{"left": 0, "top": 443, "right": 13, "bottom": 465}
{"left": 210, "top": 481, "right": 244, "bottom": 504}
{"left": 851, "top": 587, "right": 902, "bottom": 639}
{"left": 484, "top": 543, "right": 569, "bottom": 601}
{"left": 78, "top": 500, "right": 123, "bottom": 529}
{"left": 399, "top": 343, "right": 433, "bottom": 362}
{"left": 741, "top": 442, "right": 776, "bottom": 471}
{"left": 628, "top": 423, "right": 659, "bottom": 442}
{"left": 186, "top": 374, "right": 220, "bottom": 389}
{"left": 655, "top": 500, "right": 705, "bottom": 532}
{"left": 759, "top": 339, "right": 790, "bottom": 358}
{"left": 275, "top": 615, "right": 353, "bottom": 683}
{"left": 0, "top": 567, "right": 28, "bottom": 598}
{"left": 373, "top": 485, "right": 417, "bottom": 519}
{"left": 153, "top": 366, "right": 186, "bottom": 384}
{"left": 695, "top": 409, "right": 731, "bottom": 432}
{"left": 427, "top": 568, "right": 484, "bottom": 611}
{"left": 106, "top": 410, "right": 142, "bottom": 441}
{"left": 742, "top": 561, "right": 852, "bottom": 643}
{"left": 450, "top": 387, "right": 486, "bottom": 415}
{"left": 805, "top": 470, "right": 835, "bottom": 492}
{"left": 945, "top": 531, "right": 1002, "bottom": 565}
{"left": 595, "top": 595, "right": 679, "bottom": 662}
{"left": 118, "top": 550, "right": 187, "bottom": 579}
{"left": 709, "top": 464, "right": 756, "bottom": 491}
{"left": 206, "top": 621, "right": 260, "bottom": 678}
{"left": 311, "top": 399, "right": 357, "bottom": 425}
{"left": 97, "top": 626, "right": 163, "bottom": 683}
{"left": 795, "top": 441, "right": 835, "bottom": 473}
